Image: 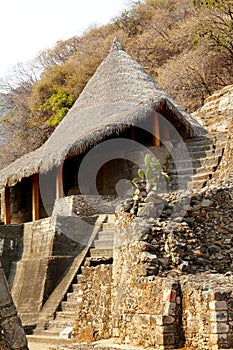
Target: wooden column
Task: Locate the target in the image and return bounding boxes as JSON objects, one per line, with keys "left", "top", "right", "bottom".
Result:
{"left": 153, "top": 111, "right": 160, "bottom": 146}
{"left": 4, "top": 187, "right": 11, "bottom": 225}
{"left": 56, "top": 164, "right": 63, "bottom": 199}
{"left": 32, "top": 173, "right": 40, "bottom": 221}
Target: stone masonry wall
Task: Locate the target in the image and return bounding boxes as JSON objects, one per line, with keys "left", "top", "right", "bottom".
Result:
{"left": 0, "top": 262, "right": 28, "bottom": 349}
{"left": 73, "top": 260, "right": 112, "bottom": 343}
{"left": 112, "top": 213, "right": 182, "bottom": 349}
{"left": 192, "top": 85, "right": 233, "bottom": 133}
{"left": 118, "top": 185, "right": 233, "bottom": 276}
{"left": 181, "top": 274, "right": 233, "bottom": 350}
{"left": 0, "top": 224, "right": 23, "bottom": 283}
{"left": 109, "top": 184, "right": 233, "bottom": 349}
{"left": 69, "top": 184, "right": 233, "bottom": 349}
{"left": 11, "top": 216, "right": 83, "bottom": 328}
{"left": 192, "top": 84, "right": 233, "bottom": 185}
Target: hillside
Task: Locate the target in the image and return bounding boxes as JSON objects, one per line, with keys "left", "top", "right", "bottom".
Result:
{"left": 0, "top": 0, "right": 232, "bottom": 169}
{"left": 0, "top": 93, "right": 11, "bottom": 144}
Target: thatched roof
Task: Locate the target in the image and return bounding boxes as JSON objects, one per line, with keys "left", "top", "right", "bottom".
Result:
{"left": 0, "top": 37, "right": 206, "bottom": 188}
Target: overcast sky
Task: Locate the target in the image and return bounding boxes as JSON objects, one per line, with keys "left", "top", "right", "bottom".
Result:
{"left": 0, "top": 0, "right": 128, "bottom": 79}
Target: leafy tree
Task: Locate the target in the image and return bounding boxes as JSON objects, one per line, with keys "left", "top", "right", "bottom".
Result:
{"left": 194, "top": 0, "right": 233, "bottom": 57}
{"left": 39, "top": 87, "right": 73, "bottom": 126}
{"left": 0, "top": 0, "right": 232, "bottom": 169}
{"left": 36, "top": 36, "right": 81, "bottom": 68}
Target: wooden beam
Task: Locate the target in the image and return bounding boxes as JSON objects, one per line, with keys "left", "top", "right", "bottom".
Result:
{"left": 4, "top": 187, "right": 10, "bottom": 225}
{"left": 56, "top": 164, "right": 63, "bottom": 199}
{"left": 153, "top": 111, "right": 160, "bottom": 146}
{"left": 32, "top": 174, "right": 40, "bottom": 221}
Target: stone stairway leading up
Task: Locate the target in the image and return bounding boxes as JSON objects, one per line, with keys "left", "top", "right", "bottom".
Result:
{"left": 27, "top": 214, "right": 116, "bottom": 345}
{"left": 167, "top": 134, "right": 226, "bottom": 191}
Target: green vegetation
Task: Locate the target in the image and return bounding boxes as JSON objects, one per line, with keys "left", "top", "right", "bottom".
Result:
{"left": 0, "top": 0, "right": 232, "bottom": 168}
{"left": 132, "top": 154, "right": 169, "bottom": 201}
{"left": 38, "top": 87, "right": 74, "bottom": 126}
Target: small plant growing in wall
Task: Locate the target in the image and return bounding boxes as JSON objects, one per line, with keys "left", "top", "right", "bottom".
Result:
{"left": 132, "top": 154, "right": 170, "bottom": 201}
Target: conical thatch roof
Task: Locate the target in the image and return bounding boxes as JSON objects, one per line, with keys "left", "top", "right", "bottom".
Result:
{"left": 0, "top": 38, "right": 206, "bottom": 188}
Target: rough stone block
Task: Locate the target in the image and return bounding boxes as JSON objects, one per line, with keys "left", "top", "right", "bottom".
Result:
{"left": 210, "top": 322, "right": 229, "bottom": 334}
{"left": 164, "top": 302, "right": 176, "bottom": 316}
{"left": 209, "top": 333, "right": 228, "bottom": 344}
{"left": 163, "top": 289, "right": 176, "bottom": 302}
{"left": 209, "top": 311, "right": 228, "bottom": 322}
{"left": 156, "top": 332, "right": 176, "bottom": 346}
{"left": 59, "top": 327, "right": 73, "bottom": 339}
{"left": 0, "top": 269, "right": 12, "bottom": 306}
{"left": 209, "top": 301, "right": 227, "bottom": 311}
{"left": 0, "top": 304, "right": 16, "bottom": 319}
{"left": 156, "top": 315, "right": 175, "bottom": 326}
{"left": 157, "top": 324, "right": 177, "bottom": 334}
{"left": 1, "top": 316, "right": 28, "bottom": 348}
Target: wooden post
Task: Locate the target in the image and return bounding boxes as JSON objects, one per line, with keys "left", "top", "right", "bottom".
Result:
{"left": 56, "top": 164, "right": 63, "bottom": 199}
{"left": 153, "top": 111, "right": 160, "bottom": 146}
{"left": 32, "top": 174, "right": 40, "bottom": 221}
{"left": 4, "top": 187, "right": 10, "bottom": 225}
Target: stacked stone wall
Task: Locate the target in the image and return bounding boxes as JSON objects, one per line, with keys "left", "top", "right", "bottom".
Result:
{"left": 111, "top": 184, "right": 233, "bottom": 349}
{"left": 192, "top": 84, "right": 233, "bottom": 185}
{"left": 10, "top": 216, "right": 85, "bottom": 327}
{"left": 181, "top": 274, "right": 233, "bottom": 350}
{"left": 0, "top": 224, "right": 23, "bottom": 282}
{"left": 73, "top": 262, "right": 112, "bottom": 343}
{"left": 0, "top": 262, "right": 28, "bottom": 349}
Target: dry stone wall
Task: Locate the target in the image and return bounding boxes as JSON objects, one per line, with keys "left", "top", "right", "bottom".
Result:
{"left": 116, "top": 185, "right": 233, "bottom": 276}
{"left": 111, "top": 184, "right": 233, "bottom": 349}
{"left": 71, "top": 183, "right": 233, "bottom": 349}
{"left": 192, "top": 84, "right": 233, "bottom": 185}
{"left": 73, "top": 260, "right": 112, "bottom": 343}
{"left": 0, "top": 262, "right": 28, "bottom": 349}
{"left": 192, "top": 85, "right": 233, "bottom": 133}
{"left": 0, "top": 224, "right": 23, "bottom": 283}
{"left": 180, "top": 273, "right": 233, "bottom": 350}
{"left": 11, "top": 216, "right": 88, "bottom": 328}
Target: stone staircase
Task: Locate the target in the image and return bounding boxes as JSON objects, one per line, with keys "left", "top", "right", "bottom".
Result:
{"left": 168, "top": 135, "right": 226, "bottom": 191}
{"left": 27, "top": 214, "right": 116, "bottom": 344}
{"left": 90, "top": 214, "right": 115, "bottom": 259}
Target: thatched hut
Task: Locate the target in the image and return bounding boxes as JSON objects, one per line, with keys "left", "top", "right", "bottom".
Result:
{"left": 0, "top": 38, "right": 206, "bottom": 224}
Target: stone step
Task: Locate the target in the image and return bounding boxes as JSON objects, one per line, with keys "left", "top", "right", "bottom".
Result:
{"left": 71, "top": 283, "right": 81, "bottom": 293}
{"left": 61, "top": 301, "right": 78, "bottom": 312}
{"left": 94, "top": 239, "right": 114, "bottom": 249}
{"left": 27, "top": 334, "right": 73, "bottom": 345}
{"left": 61, "top": 290, "right": 82, "bottom": 308}
{"left": 66, "top": 292, "right": 79, "bottom": 302}
{"left": 187, "top": 179, "right": 208, "bottom": 190}
{"left": 173, "top": 148, "right": 222, "bottom": 160}
{"left": 42, "top": 328, "right": 61, "bottom": 337}
{"left": 90, "top": 247, "right": 113, "bottom": 258}
{"left": 55, "top": 311, "right": 76, "bottom": 321}
{"left": 97, "top": 232, "right": 115, "bottom": 240}
{"left": 174, "top": 155, "right": 221, "bottom": 168}
{"left": 185, "top": 144, "right": 212, "bottom": 152}
{"left": 47, "top": 318, "right": 74, "bottom": 329}
{"left": 171, "top": 172, "right": 210, "bottom": 182}
{"left": 102, "top": 222, "right": 116, "bottom": 229}
{"left": 171, "top": 165, "right": 215, "bottom": 176}
{"left": 185, "top": 137, "right": 213, "bottom": 145}
{"left": 99, "top": 227, "right": 116, "bottom": 233}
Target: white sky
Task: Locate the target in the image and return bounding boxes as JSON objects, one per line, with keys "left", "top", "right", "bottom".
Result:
{"left": 0, "top": 0, "right": 128, "bottom": 79}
